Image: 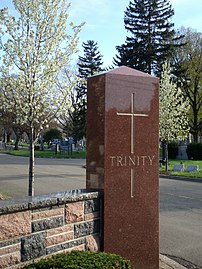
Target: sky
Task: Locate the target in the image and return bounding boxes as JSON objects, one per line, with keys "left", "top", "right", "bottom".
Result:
{"left": 0, "top": 0, "right": 202, "bottom": 67}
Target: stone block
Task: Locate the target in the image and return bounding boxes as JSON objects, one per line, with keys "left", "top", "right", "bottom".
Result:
{"left": 85, "top": 235, "right": 100, "bottom": 252}
{"left": 84, "top": 199, "right": 100, "bottom": 214}
{"left": 53, "top": 244, "right": 86, "bottom": 255}
{"left": 74, "top": 220, "right": 100, "bottom": 239}
{"left": 32, "top": 216, "right": 64, "bottom": 232}
{"left": 46, "top": 238, "right": 85, "bottom": 255}
{"left": 46, "top": 232, "right": 74, "bottom": 247}
{"left": 0, "top": 199, "right": 29, "bottom": 214}
{"left": 0, "top": 239, "right": 20, "bottom": 249}
{"left": 84, "top": 212, "right": 100, "bottom": 221}
{"left": 28, "top": 197, "right": 58, "bottom": 210}
{"left": 0, "top": 243, "right": 20, "bottom": 256}
{"left": 46, "top": 225, "right": 72, "bottom": 237}
{"left": 32, "top": 208, "right": 64, "bottom": 221}
{"left": 21, "top": 232, "right": 46, "bottom": 261}
{"left": 0, "top": 211, "right": 31, "bottom": 241}
{"left": 67, "top": 244, "right": 85, "bottom": 252}
{"left": 65, "top": 202, "right": 84, "bottom": 224}
{"left": 0, "top": 252, "right": 20, "bottom": 269}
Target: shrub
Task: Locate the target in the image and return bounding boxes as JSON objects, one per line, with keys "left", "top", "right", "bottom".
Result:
{"left": 187, "top": 143, "right": 202, "bottom": 160}
{"left": 23, "top": 250, "right": 132, "bottom": 269}
{"left": 168, "top": 142, "right": 179, "bottom": 159}
{"left": 34, "top": 145, "right": 40, "bottom": 151}
{"left": 43, "top": 128, "right": 62, "bottom": 145}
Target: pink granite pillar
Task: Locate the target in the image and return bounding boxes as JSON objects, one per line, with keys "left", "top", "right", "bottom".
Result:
{"left": 86, "top": 66, "right": 159, "bottom": 269}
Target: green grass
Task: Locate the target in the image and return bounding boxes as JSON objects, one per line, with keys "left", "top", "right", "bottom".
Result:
{"left": 160, "top": 159, "right": 202, "bottom": 179}
{"left": 9, "top": 149, "right": 86, "bottom": 159}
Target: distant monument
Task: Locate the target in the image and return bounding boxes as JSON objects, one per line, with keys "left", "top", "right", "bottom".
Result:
{"left": 86, "top": 66, "right": 159, "bottom": 269}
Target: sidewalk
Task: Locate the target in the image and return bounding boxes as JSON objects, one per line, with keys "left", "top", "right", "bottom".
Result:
{"left": 160, "top": 255, "right": 187, "bottom": 269}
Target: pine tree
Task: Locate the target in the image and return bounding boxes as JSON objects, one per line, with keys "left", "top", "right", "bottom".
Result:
{"left": 73, "top": 40, "right": 104, "bottom": 140}
{"left": 114, "top": 0, "right": 177, "bottom": 74}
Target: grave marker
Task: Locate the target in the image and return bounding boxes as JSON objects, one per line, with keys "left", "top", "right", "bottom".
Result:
{"left": 86, "top": 66, "right": 159, "bottom": 269}
{"left": 172, "top": 164, "right": 184, "bottom": 172}
{"left": 186, "top": 165, "right": 199, "bottom": 172}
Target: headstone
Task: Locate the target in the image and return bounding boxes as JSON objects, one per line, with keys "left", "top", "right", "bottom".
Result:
{"left": 172, "top": 164, "right": 184, "bottom": 172}
{"left": 86, "top": 66, "right": 159, "bottom": 269}
{"left": 176, "top": 145, "right": 188, "bottom": 160}
{"left": 185, "top": 165, "right": 199, "bottom": 172}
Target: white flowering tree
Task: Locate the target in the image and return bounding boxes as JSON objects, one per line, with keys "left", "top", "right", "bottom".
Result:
{"left": 160, "top": 62, "right": 190, "bottom": 171}
{"left": 0, "top": 0, "right": 83, "bottom": 196}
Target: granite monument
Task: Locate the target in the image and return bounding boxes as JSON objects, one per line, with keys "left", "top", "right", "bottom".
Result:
{"left": 86, "top": 66, "right": 159, "bottom": 269}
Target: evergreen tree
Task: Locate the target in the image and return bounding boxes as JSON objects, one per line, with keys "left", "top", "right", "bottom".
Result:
{"left": 73, "top": 40, "right": 104, "bottom": 141}
{"left": 114, "top": 0, "right": 178, "bottom": 74}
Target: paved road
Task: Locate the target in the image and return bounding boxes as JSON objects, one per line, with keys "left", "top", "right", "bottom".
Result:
{"left": 0, "top": 153, "right": 86, "bottom": 198}
{"left": 0, "top": 153, "right": 202, "bottom": 267}
{"left": 160, "top": 177, "right": 202, "bottom": 268}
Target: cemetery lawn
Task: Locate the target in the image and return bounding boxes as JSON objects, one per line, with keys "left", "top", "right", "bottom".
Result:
{"left": 8, "top": 149, "right": 86, "bottom": 159}
{"left": 160, "top": 159, "right": 202, "bottom": 179}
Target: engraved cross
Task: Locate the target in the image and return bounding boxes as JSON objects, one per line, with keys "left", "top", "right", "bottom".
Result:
{"left": 117, "top": 93, "right": 148, "bottom": 198}
{"left": 117, "top": 93, "right": 148, "bottom": 154}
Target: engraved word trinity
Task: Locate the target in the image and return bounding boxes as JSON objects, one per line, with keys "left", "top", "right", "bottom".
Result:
{"left": 110, "top": 155, "right": 155, "bottom": 167}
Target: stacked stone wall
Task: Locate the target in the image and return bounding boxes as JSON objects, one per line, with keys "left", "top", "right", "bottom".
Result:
{"left": 0, "top": 190, "right": 102, "bottom": 268}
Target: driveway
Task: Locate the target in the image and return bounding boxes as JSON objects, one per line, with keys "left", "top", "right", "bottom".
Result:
{"left": 160, "top": 177, "right": 202, "bottom": 268}
{"left": 0, "top": 153, "right": 86, "bottom": 198}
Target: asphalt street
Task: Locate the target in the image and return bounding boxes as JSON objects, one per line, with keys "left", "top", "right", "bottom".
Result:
{"left": 160, "top": 177, "right": 202, "bottom": 268}
{"left": 0, "top": 153, "right": 202, "bottom": 267}
{"left": 0, "top": 153, "right": 86, "bottom": 197}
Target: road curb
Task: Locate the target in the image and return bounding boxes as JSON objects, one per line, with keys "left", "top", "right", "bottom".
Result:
{"left": 160, "top": 174, "right": 202, "bottom": 183}
{"left": 160, "top": 255, "right": 187, "bottom": 269}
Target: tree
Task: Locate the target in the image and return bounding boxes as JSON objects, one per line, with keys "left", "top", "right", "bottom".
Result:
{"left": 72, "top": 40, "right": 104, "bottom": 140}
{"left": 114, "top": 0, "right": 179, "bottom": 75}
{"left": 160, "top": 62, "right": 190, "bottom": 171}
{"left": 43, "top": 128, "right": 62, "bottom": 146}
{"left": 0, "top": 100, "right": 27, "bottom": 150}
{"left": 0, "top": 0, "right": 83, "bottom": 196}
{"left": 56, "top": 66, "right": 80, "bottom": 142}
{"left": 171, "top": 27, "right": 202, "bottom": 142}
{"left": 0, "top": 109, "right": 13, "bottom": 144}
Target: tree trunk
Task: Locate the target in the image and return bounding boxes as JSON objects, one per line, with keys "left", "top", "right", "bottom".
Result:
{"left": 40, "top": 137, "right": 44, "bottom": 151}
{"left": 192, "top": 82, "right": 199, "bottom": 143}
{"left": 193, "top": 131, "right": 198, "bottom": 143}
{"left": 14, "top": 134, "right": 20, "bottom": 150}
{"left": 28, "top": 127, "right": 35, "bottom": 196}
{"left": 165, "top": 140, "right": 169, "bottom": 172}
{"left": 3, "top": 129, "right": 7, "bottom": 143}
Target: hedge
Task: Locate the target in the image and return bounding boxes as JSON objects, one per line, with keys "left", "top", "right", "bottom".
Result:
{"left": 168, "top": 142, "right": 179, "bottom": 159}
{"left": 23, "top": 251, "right": 132, "bottom": 269}
{"left": 186, "top": 143, "right": 202, "bottom": 160}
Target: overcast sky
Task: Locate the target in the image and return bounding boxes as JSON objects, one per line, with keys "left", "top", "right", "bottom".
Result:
{"left": 0, "top": 0, "right": 202, "bottom": 67}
